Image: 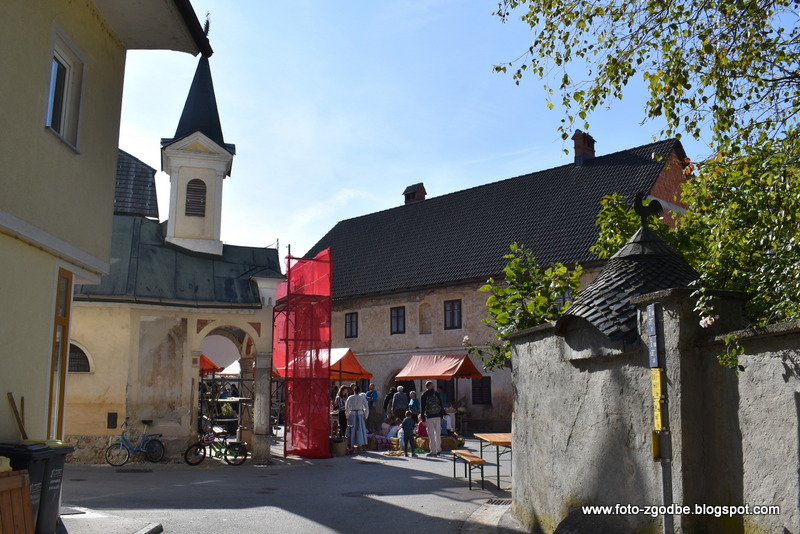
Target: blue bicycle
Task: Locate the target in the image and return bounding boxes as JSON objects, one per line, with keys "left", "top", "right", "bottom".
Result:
{"left": 105, "top": 418, "right": 165, "bottom": 466}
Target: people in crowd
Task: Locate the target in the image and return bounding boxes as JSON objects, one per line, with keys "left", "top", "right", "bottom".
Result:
{"left": 381, "top": 416, "right": 393, "bottom": 437}
{"left": 416, "top": 418, "right": 428, "bottom": 437}
{"left": 401, "top": 410, "right": 417, "bottom": 457}
{"left": 383, "top": 386, "right": 396, "bottom": 416}
{"left": 421, "top": 380, "right": 445, "bottom": 456}
{"left": 333, "top": 385, "right": 349, "bottom": 438}
{"left": 365, "top": 383, "right": 379, "bottom": 433}
{"left": 407, "top": 391, "right": 420, "bottom": 422}
{"left": 437, "top": 385, "right": 448, "bottom": 409}
{"left": 387, "top": 419, "right": 401, "bottom": 439}
{"left": 345, "top": 385, "right": 369, "bottom": 453}
{"left": 391, "top": 385, "right": 409, "bottom": 420}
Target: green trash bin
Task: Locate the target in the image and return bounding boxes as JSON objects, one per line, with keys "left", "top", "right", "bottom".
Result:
{"left": 24, "top": 440, "right": 74, "bottom": 534}
{"left": 0, "top": 441, "right": 51, "bottom": 531}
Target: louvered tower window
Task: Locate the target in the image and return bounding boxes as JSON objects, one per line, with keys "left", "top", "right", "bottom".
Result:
{"left": 185, "top": 179, "right": 206, "bottom": 216}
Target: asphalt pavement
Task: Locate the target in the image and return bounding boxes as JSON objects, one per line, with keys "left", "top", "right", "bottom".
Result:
{"left": 59, "top": 434, "right": 527, "bottom": 534}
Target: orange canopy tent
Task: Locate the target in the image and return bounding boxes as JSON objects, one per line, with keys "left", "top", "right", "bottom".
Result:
{"left": 329, "top": 348, "right": 372, "bottom": 381}
{"left": 199, "top": 354, "right": 223, "bottom": 375}
{"left": 395, "top": 354, "right": 483, "bottom": 380}
{"left": 275, "top": 348, "right": 372, "bottom": 381}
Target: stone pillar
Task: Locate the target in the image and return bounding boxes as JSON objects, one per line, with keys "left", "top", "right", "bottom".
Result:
{"left": 251, "top": 351, "right": 272, "bottom": 463}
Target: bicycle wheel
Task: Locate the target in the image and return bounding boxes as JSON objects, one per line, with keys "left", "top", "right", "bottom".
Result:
{"left": 144, "top": 439, "right": 165, "bottom": 462}
{"left": 105, "top": 442, "right": 130, "bottom": 466}
{"left": 183, "top": 443, "right": 206, "bottom": 466}
{"left": 223, "top": 443, "right": 247, "bottom": 466}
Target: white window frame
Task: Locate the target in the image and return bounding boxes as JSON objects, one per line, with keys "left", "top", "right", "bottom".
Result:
{"left": 46, "top": 30, "right": 84, "bottom": 149}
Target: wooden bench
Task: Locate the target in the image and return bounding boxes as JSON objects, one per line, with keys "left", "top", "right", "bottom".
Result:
{"left": 451, "top": 449, "right": 486, "bottom": 490}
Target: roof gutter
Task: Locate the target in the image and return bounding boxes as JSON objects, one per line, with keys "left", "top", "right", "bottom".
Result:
{"left": 172, "top": 0, "right": 213, "bottom": 57}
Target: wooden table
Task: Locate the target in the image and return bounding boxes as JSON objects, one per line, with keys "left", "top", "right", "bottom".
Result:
{"left": 473, "top": 433, "right": 512, "bottom": 488}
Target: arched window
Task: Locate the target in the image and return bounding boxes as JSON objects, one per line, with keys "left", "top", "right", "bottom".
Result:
{"left": 185, "top": 179, "right": 206, "bottom": 216}
{"left": 68, "top": 343, "right": 90, "bottom": 373}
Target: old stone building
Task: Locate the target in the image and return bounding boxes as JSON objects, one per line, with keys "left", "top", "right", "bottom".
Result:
{"left": 307, "top": 132, "right": 689, "bottom": 430}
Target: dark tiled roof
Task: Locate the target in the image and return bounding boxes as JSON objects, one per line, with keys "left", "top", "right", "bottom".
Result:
{"left": 114, "top": 149, "right": 159, "bottom": 218}
{"left": 161, "top": 56, "right": 235, "bottom": 154}
{"left": 74, "top": 215, "right": 283, "bottom": 307}
{"left": 558, "top": 226, "right": 699, "bottom": 343}
{"left": 306, "top": 139, "right": 686, "bottom": 300}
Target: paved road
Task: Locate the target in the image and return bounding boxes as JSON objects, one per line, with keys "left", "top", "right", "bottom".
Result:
{"left": 61, "top": 437, "right": 520, "bottom": 534}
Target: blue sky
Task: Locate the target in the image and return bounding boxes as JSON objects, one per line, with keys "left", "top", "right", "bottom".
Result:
{"left": 119, "top": 0, "right": 709, "bottom": 260}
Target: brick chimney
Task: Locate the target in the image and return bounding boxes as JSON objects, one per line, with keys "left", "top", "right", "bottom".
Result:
{"left": 572, "top": 130, "right": 596, "bottom": 166}
{"left": 403, "top": 183, "right": 426, "bottom": 204}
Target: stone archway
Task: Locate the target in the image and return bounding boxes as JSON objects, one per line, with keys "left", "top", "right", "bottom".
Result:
{"left": 193, "top": 319, "right": 272, "bottom": 462}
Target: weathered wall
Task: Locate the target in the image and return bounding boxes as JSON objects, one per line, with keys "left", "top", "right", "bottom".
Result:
{"left": 511, "top": 320, "right": 662, "bottom": 533}
{"left": 66, "top": 306, "right": 132, "bottom": 440}
{"left": 698, "top": 322, "right": 800, "bottom": 533}
{"left": 511, "top": 291, "right": 800, "bottom": 533}
{"left": 67, "top": 301, "right": 275, "bottom": 462}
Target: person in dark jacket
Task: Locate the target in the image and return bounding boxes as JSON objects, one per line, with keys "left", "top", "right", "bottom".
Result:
{"left": 383, "top": 386, "right": 396, "bottom": 415}
{"left": 333, "top": 385, "right": 350, "bottom": 437}
{"left": 391, "top": 386, "right": 409, "bottom": 420}
{"left": 401, "top": 411, "right": 417, "bottom": 457}
{"left": 420, "top": 381, "right": 445, "bottom": 456}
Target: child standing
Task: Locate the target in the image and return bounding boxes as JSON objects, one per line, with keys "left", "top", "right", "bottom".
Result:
{"left": 401, "top": 410, "right": 417, "bottom": 457}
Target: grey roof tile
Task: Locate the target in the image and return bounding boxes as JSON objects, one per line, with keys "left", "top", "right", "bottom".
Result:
{"left": 114, "top": 149, "right": 159, "bottom": 218}
{"left": 74, "top": 215, "right": 282, "bottom": 307}
{"left": 307, "top": 138, "right": 686, "bottom": 300}
{"left": 558, "top": 226, "right": 699, "bottom": 342}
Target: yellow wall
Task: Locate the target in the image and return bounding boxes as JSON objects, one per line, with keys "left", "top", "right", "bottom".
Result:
{"left": 173, "top": 167, "right": 219, "bottom": 239}
{"left": 67, "top": 302, "right": 274, "bottom": 442}
{"left": 65, "top": 306, "right": 133, "bottom": 437}
{"left": 0, "top": 0, "right": 125, "bottom": 262}
{"left": 0, "top": 236, "right": 60, "bottom": 441}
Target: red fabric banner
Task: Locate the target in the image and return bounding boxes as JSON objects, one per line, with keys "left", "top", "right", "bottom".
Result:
{"left": 272, "top": 248, "right": 332, "bottom": 458}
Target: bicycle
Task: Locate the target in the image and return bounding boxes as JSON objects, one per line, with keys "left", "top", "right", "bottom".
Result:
{"left": 183, "top": 426, "right": 247, "bottom": 466}
{"left": 105, "top": 418, "right": 165, "bottom": 466}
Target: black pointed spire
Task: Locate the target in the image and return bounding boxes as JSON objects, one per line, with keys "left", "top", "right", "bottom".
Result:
{"left": 165, "top": 56, "right": 234, "bottom": 154}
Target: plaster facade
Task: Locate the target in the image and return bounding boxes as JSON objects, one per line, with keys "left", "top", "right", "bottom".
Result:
{"left": 66, "top": 296, "right": 279, "bottom": 462}
{"left": 0, "top": 0, "right": 206, "bottom": 442}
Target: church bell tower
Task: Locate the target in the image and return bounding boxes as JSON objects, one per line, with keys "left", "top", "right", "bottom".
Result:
{"left": 161, "top": 55, "right": 235, "bottom": 256}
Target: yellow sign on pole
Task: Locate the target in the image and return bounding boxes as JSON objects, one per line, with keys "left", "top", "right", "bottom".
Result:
{"left": 653, "top": 398, "right": 664, "bottom": 430}
{"left": 651, "top": 368, "right": 663, "bottom": 399}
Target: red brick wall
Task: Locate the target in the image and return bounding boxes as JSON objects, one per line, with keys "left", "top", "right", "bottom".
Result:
{"left": 649, "top": 149, "right": 689, "bottom": 227}
{"left": 649, "top": 149, "right": 688, "bottom": 207}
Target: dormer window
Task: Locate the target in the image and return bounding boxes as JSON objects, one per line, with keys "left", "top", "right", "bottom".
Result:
{"left": 185, "top": 179, "right": 206, "bottom": 216}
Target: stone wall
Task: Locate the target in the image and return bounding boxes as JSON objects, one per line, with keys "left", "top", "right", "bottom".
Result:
{"left": 511, "top": 321, "right": 662, "bottom": 533}
{"left": 510, "top": 291, "right": 800, "bottom": 533}
{"left": 698, "top": 322, "right": 800, "bottom": 533}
